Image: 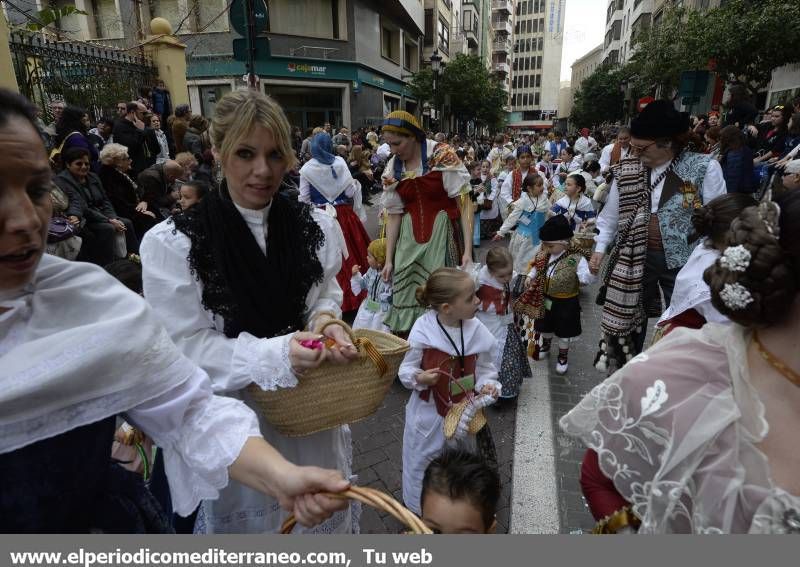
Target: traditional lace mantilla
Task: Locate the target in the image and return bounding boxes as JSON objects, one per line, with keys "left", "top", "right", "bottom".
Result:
{"left": 561, "top": 323, "right": 800, "bottom": 533}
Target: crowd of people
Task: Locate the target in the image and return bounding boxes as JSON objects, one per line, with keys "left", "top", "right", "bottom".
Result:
{"left": 3, "top": 79, "right": 800, "bottom": 535}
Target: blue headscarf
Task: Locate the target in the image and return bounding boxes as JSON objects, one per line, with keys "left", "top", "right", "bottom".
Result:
{"left": 311, "top": 132, "right": 338, "bottom": 178}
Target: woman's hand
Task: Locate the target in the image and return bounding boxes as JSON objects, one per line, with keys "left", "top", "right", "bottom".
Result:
{"left": 136, "top": 201, "right": 148, "bottom": 213}
{"left": 321, "top": 323, "right": 358, "bottom": 364}
{"left": 589, "top": 251, "right": 604, "bottom": 275}
{"left": 67, "top": 215, "right": 80, "bottom": 226}
{"left": 416, "top": 369, "right": 441, "bottom": 386}
{"left": 109, "top": 218, "right": 126, "bottom": 232}
{"left": 229, "top": 438, "right": 349, "bottom": 529}
{"left": 289, "top": 332, "right": 326, "bottom": 375}
{"left": 381, "top": 261, "right": 393, "bottom": 282}
{"left": 274, "top": 465, "right": 350, "bottom": 528}
{"left": 460, "top": 252, "right": 473, "bottom": 270}
{"left": 492, "top": 232, "right": 504, "bottom": 241}
{"left": 143, "top": 210, "right": 156, "bottom": 218}
{"left": 351, "top": 264, "right": 361, "bottom": 276}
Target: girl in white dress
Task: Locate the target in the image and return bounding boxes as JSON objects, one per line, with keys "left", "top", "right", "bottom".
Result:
{"left": 140, "top": 90, "right": 357, "bottom": 534}
{"left": 399, "top": 268, "right": 501, "bottom": 514}
{"left": 550, "top": 174, "right": 596, "bottom": 232}
{"left": 493, "top": 174, "right": 549, "bottom": 274}
{"left": 475, "top": 248, "right": 531, "bottom": 399}
{"left": 350, "top": 238, "right": 392, "bottom": 331}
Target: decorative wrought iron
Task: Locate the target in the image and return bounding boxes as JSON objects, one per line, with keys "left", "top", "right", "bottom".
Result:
{"left": 9, "top": 31, "right": 158, "bottom": 122}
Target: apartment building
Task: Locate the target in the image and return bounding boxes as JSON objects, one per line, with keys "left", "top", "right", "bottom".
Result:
{"left": 423, "top": 0, "right": 455, "bottom": 65}
{"left": 7, "top": 0, "right": 425, "bottom": 130}
{"left": 490, "top": 0, "right": 514, "bottom": 105}
{"left": 449, "top": 0, "right": 492, "bottom": 67}
{"left": 508, "top": 0, "right": 565, "bottom": 131}
{"left": 560, "top": 43, "right": 602, "bottom": 120}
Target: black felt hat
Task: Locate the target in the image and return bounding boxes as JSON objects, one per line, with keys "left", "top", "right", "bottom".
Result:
{"left": 539, "top": 214, "right": 573, "bottom": 242}
{"left": 630, "top": 99, "right": 690, "bottom": 139}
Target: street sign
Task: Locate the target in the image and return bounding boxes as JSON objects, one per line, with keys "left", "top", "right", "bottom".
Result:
{"left": 229, "top": 0, "right": 268, "bottom": 37}
{"left": 679, "top": 70, "right": 710, "bottom": 98}
{"left": 232, "top": 37, "right": 271, "bottom": 62}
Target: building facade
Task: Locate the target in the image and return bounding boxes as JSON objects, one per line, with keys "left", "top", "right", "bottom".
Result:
{"left": 508, "top": 0, "right": 565, "bottom": 131}
{"left": 490, "top": 0, "right": 515, "bottom": 104}
{"left": 449, "top": 0, "right": 492, "bottom": 66}
{"left": 7, "top": 0, "right": 424, "bottom": 131}
{"left": 423, "top": 0, "right": 455, "bottom": 65}
{"left": 559, "top": 43, "right": 602, "bottom": 126}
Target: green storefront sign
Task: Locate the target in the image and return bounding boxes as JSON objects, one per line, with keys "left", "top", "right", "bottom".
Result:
{"left": 189, "top": 57, "right": 413, "bottom": 97}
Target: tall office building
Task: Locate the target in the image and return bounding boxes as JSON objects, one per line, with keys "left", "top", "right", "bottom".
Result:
{"left": 508, "top": 0, "right": 565, "bottom": 131}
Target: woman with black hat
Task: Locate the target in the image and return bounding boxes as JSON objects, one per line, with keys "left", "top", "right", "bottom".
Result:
{"left": 590, "top": 100, "right": 727, "bottom": 373}
{"left": 379, "top": 111, "right": 472, "bottom": 335}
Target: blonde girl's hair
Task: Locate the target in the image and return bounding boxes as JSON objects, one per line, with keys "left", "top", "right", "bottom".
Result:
{"left": 486, "top": 247, "right": 513, "bottom": 274}
{"left": 415, "top": 268, "right": 472, "bottom": 309}
{"left": 210, "top": 89, "right": 297, "bottom": 170}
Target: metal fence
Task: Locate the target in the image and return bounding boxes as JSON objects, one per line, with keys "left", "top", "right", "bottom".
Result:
{"left": 9, "top": 31, "right": 158, "bottom": 122}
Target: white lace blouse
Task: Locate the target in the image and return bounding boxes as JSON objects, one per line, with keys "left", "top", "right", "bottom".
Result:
{"left": 561, "top": 323, "right": 800, "bottom": 533}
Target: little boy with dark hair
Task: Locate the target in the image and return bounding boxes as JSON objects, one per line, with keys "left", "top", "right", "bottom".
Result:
{"left": 420, "top": 449, "right": 500, "bottom": 534}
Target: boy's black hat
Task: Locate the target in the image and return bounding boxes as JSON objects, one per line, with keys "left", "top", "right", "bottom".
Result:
{"left": 539, "top": 214, "right": 574, "bottom": 242}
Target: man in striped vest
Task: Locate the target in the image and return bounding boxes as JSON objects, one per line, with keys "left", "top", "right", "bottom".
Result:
{"left": 589, "top": 100, "right": 727, "bottom": 373}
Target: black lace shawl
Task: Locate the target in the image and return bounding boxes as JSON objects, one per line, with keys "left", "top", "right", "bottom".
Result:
{"left": 171, "top": 182, "right": 325, "bottom": 339}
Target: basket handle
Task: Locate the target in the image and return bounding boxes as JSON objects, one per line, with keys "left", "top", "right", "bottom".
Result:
{"left": 318, "top": 319, "right": 389, "bottom": 377}
{"left": 280, "top": 486, "right": 433, "bottom": 534}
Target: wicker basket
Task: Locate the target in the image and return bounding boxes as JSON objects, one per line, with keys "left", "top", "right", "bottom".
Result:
{"left": 246, "top": 321, "right": 409, "bottom": 437}
{"left": 280, "top": 486, "right": 433, "bottom": 534}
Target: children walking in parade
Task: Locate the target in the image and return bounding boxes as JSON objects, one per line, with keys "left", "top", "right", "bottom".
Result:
{"left": 399, "top": 268, "right": 501, "bottom": 514}
{"left": 514, "top": 215, "right": 596, "bottom": 375}
{"left": 350, "top": 238, "right": 392, "bottom": 331}
{"left": 550, "top": 173, "right": 596, "bottom": 232}
{"left": 492, "top": 174, "right": 550, "bottom": 274}
{"left": 475, "top": 248, "right": 531, "bottom": 399}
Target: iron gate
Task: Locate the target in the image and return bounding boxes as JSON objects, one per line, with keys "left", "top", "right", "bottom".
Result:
{"left": 9, "top": 31, "right": 159, "bottom": 122}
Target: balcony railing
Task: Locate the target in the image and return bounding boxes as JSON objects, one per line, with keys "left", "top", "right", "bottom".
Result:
{"left": 492, "top": 0, "right": 513, "bottom": 14}
{"left": 491, "top": 19, "right": 512, "bottom": 36}
{"left": 492, "top": 37, "right": 512, "bottom": 52}
{"left": 494, "top": 61, "right": 510, "bottom": 74}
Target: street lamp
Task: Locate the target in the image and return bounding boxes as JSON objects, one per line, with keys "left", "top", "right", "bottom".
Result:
{"left": 619, "top": 79, "right": 629, "bottom": 122}
{"left": 430, "top": 49, "right": 442, "bottom": 130}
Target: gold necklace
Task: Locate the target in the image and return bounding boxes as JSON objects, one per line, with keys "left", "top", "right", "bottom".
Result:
{"left": 753, "top": 331, "right": 800, "bottom": 387}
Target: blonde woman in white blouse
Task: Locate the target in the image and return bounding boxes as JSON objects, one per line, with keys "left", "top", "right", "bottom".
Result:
{"left": 141, "top": 90, "right": 357, "bottom": 534}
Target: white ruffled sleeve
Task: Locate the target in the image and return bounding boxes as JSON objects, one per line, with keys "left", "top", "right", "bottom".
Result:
{"left": 140, "top": 222, "right": 298, "bottom": 394}
{"left": 442, "top": 169, "right": 471, "bottom": 198}
{"left": 380, "top": 156, "right": 404, "bottom": 214}
{"left": 124, "top": 365, "right": 261, "bottom": 517}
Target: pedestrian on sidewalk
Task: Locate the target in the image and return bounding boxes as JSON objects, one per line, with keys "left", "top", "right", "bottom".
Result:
{"left": 399, "top": 268, "right": 501, "bottom": 514}
{"left": 475, "top": 248, "right": 531, "bottom": 399}
{"left": 515, "top": 215, "right": 597, "bottom": 375}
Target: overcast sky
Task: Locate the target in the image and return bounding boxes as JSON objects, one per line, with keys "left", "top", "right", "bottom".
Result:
{"left": 559, "top": 0, "right": 607, "bottom": 82}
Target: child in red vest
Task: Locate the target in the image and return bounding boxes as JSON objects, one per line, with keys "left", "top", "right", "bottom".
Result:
{"left": 399, "top": 268, "right": 501, "bottom": 514}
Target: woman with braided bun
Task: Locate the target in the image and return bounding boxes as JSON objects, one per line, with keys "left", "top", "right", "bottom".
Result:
{"left": 561, "top": 190, "right": 800, "bottom": 533}
{"left": 379, "top": 111, "right": 472, "bottom": 334}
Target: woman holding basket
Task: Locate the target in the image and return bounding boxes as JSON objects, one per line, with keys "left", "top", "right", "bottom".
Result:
{"left": 140, "top": 90, "right": 357, "bottom": 534}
